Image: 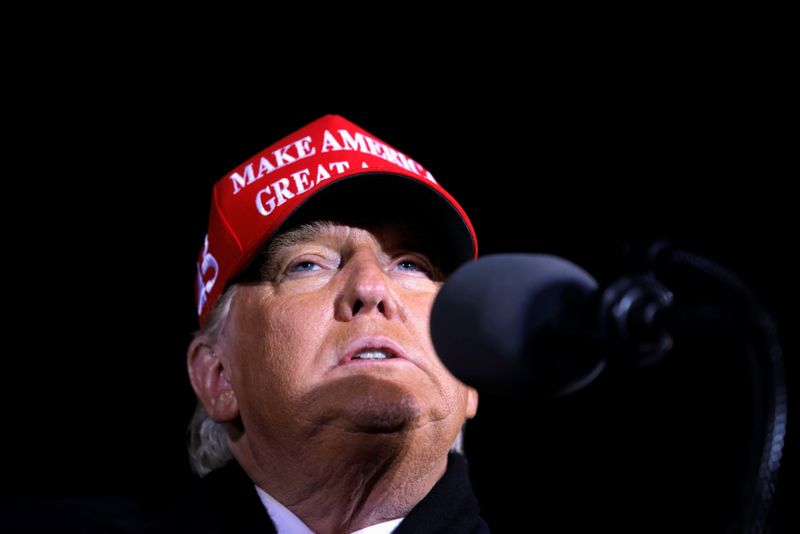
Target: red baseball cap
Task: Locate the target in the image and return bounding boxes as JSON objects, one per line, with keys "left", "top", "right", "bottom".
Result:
{"left": 195, "top": 114, "right": 478, "bottom": 326}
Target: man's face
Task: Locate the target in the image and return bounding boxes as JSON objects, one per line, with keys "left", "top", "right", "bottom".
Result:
{"left": 218, "top": 221, "right": 477, "bottom": 455}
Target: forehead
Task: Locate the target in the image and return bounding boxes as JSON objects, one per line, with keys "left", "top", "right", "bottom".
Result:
{"left": 267, "top": 220, "right": 424, "bottom": 255}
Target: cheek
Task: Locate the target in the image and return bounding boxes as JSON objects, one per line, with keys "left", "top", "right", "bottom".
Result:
{"left": 231, "top": 291, "right": 331, "bottom": 406}
{"left": 266, "top": 301, "right": 328, "bottom": 384}
{"left": 403, "top": 289, "right": 437, "bottom": 334}
{"left": 408, "top": 291, "right": 442, "bottom": 358}
{"left": 404, "top": 290, "right": 468, "bottom": 410}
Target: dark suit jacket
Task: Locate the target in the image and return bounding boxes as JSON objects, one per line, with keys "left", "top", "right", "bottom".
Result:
{"left": 2, "top": 453, "right": 489, "bottom": 533}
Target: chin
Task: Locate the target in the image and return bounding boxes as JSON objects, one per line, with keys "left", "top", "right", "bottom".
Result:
{"left": 305, "top": 375, "right": 423, "bottom": 434}
{"left": 347, "top": 389, "right": 421, "bottom": 433}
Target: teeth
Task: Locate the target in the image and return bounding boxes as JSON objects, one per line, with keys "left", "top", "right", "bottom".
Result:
{"left": 352, "top": 350, "right": 392, "bottom": 360}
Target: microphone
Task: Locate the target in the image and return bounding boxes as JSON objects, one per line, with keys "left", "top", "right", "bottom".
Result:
{"left": 430, "top": 254, "right": 674, "bottom": 396}
{"left": 431, "top": 252, "right": 788, "bottom": 533}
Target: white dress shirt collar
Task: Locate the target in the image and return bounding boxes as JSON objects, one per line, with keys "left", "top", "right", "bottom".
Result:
{"left": 255, "top": 485, "right": 404, "bottom": 534}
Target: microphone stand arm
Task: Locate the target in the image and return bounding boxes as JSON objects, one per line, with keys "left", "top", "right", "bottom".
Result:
{"left": 644, "top": 244, "right": 788, "bottom": 534}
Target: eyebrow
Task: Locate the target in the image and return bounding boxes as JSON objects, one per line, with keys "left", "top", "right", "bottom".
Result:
{"left": 259, "top": 221, "right": 338, "bottom": 281}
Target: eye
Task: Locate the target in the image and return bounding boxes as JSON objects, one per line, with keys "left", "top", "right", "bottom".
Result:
{"left": 287, "top": 260, "right": 321, "bottom": 273}
{"left": 393, "top": 254, "right": 436, "bottom": 277}
{"left": 396, "top": 259, "right": 424, "bottom": 272}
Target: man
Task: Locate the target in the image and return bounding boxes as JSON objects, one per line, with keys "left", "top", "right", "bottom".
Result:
{"left": 166, "top": 115, "right": 487, "bottom": 533}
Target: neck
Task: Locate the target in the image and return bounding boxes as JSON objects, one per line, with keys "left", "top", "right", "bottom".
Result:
{"left": 231, "top": 429, "right": 448, "bottom": 534}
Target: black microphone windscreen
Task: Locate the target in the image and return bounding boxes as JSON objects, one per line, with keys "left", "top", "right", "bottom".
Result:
{"left": 430, "top": 254, "right": 599, "bottom": 393}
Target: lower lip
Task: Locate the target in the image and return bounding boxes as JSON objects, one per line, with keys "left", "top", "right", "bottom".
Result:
{"left": 338, "top": 358, "right": 414, "bottom": 367}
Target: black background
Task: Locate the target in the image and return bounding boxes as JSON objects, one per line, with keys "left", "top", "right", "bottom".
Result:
{"left": 3, "top": 93, "right": 795, "bottom": 533}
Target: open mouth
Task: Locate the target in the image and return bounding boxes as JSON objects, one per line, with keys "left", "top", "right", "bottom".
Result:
{"left": 349, "top": 349, "right": 398, "bottom": 361}
{"left": 338, "top": 337, "right": 410, "bottom": 366}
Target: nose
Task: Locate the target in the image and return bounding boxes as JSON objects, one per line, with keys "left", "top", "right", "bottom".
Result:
{"left": 336, "top": 250, "right": 404, "bottom": 321}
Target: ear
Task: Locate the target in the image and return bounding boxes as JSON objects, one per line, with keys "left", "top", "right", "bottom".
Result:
{"left": 465, "top": 386, "right": 479, "bottom": 419}
{"left": 187, "top": 336, "right": 239, "bottom": 423}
